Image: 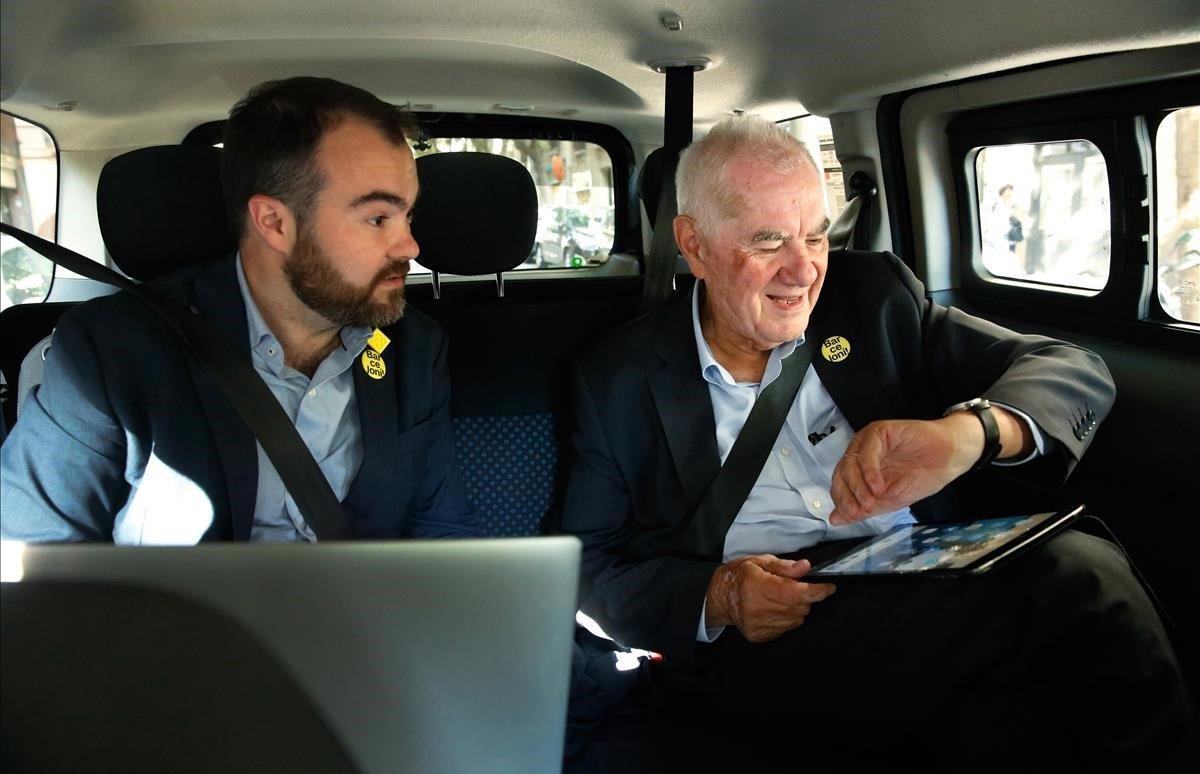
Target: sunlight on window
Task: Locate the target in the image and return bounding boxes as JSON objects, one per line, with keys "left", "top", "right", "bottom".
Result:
{"left": 1155, "top": 106, "right": 1200, "bottom": 324}
{"left": 976, "top": 141, "right": 1111, "bottom": 291}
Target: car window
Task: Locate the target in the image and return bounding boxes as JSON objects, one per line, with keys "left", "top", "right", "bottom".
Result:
{"left": 412, "top": 138, "right": 614, "bottom": 272}
{"left": 1, "top": 113, "right": 58, "bottom": 311}
{"left": 778, "top": 115, "right": 849, "bottom": 221}
{"left": 974, "top": 141, "right": 1111, "bottom": 292}
{"left": 1155, "top": 105, "right": 1199, "bottom": 324}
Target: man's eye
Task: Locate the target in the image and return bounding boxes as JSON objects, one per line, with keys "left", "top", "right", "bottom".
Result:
{"left": 406, "top": 209, "right": 416, "bottom": 224}
{"left": 368, "top": 215, "right": 390, "bottom": 227}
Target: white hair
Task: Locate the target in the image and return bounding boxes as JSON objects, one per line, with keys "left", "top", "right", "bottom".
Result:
{"left": 675, "top": 116, "right": 817, "bottom": 230}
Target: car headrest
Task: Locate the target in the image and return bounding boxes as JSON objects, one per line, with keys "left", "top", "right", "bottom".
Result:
{"left": 97, "top": 145, "right": 234, "bottom": 281}
{"left": 411, "top": 152, "right": 536, "bottom": 276}
{"left": 636, "top": 147, "right": 666, "bottom": 229}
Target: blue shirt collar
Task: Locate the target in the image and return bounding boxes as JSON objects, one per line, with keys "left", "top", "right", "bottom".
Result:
{"left": 690, "top": 280, "right": 804, "bottom": 390}
{"left": 235, "top": 253, "right": 373, "bottom": 378}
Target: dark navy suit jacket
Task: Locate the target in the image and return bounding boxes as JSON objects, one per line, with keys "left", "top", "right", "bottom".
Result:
{"left": 561, "top": 251, "right": 1115, "bottom": 661}
{"left": 0, "top": 255, "right": 479, "bottom": 542}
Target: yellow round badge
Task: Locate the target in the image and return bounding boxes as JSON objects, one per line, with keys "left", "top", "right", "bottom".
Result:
{"left": 361, "top": 348, "right": 387, "bottom": 380}
{"left": 820, "top": 335, "right": 851, "bottom": 363}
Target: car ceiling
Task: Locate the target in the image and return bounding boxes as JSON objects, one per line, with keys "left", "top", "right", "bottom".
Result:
{"left": 2, "top": 0, "right": 1198, "bottom": 149}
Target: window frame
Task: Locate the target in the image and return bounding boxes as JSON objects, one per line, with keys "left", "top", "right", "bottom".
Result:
{"left": 945, "top": 74, "right": 1200, "bottom": 342}
{"left": 1, "top": 109, "right": 62, "bottom": 307}
{"left": 950, "top": 121, "right": 1126, "bottom": 306}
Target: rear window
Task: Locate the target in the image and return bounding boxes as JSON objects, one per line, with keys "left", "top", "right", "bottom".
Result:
{"left": 1155, "top": 105, "right": 1199, "bottom": 324}
{"left": 412, "top": 138, "right": 614, "bottom": 272}
{"left": 974, "top": 140, "right": 1111, "bottom": 291}
{"left": 779, "top": 114, "right": 848, "bottom": 221}
{"left": 1, "top": 113, "right": 58, "bottom": 310}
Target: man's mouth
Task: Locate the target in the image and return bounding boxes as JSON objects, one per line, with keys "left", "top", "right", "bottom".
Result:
{"left": 766, "top": 293, "right": 805, "bottom": 308}
{"left": 376, "top": 264, "right": 410, "bottom": 288}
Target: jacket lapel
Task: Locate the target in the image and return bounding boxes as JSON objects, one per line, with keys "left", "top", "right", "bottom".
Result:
{"left": 807, "top": 252, "right": 897, "bottom": 430}
{"left": 343, "top": 324, "right": 401, "bottom": 518}
{"left": 186, "top": 256, "right": 258, "bottom": 540}
{"left": 648, "top": 292, "right": 720, "bottom": 509}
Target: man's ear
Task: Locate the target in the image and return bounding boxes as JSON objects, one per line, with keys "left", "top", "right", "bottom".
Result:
{"left": 674, "top": 214, "right": 706, "bottom": 280}
{"left": 245, "top": 194, "right": 297, "bottom": 254}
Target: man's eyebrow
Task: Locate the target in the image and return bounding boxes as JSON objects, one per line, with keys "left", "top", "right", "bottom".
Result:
{"left": 811, "top": 217, "right": 832, "bottom": 237}
{"left": 349, "top": 191, "right": 409, "bottom": 209}
{"left": 749, "top": 228, "right": 792, "bottom": 243}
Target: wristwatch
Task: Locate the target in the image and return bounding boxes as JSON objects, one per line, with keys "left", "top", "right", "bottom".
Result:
{"left": 943, "top": 398, "right": 1002, "bottom": 471}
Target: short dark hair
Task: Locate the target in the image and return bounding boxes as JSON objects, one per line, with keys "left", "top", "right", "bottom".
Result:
{"left": 221, "top": 76, "right": 417, "bottom": 237}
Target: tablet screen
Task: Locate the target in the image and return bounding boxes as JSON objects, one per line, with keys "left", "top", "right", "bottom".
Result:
{"left": 810, "top": 511, "right": 1070, "bottom": 577}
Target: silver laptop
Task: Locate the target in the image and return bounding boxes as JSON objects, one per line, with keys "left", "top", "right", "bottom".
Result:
{"left": 2, "top": 537, "right": 580, "bottom": 774}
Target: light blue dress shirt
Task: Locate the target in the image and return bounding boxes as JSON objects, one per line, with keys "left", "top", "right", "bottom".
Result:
{"left": 236, "top": 257, "right": 371, "bottom": 542}
{"left": 691, "top": 281, "right": 1045, "bottom": 641}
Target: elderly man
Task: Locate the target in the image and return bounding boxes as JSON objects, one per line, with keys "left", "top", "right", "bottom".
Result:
{"left": 562, "top": 117, "right": 1192, "bottom": 762}
{"left": 2, "top": 77, "right": 477, "bottom": 543}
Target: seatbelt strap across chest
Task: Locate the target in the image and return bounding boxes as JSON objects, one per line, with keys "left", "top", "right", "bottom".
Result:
{"left": 0, "top": 222, "right": 352, "bottom": 540}
{"left": 681, "top": 340, "right": 814, "bottom": 558}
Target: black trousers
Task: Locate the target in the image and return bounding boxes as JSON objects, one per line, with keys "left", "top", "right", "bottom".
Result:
{"left": 655, "top": 530, "right": 1196, "bottom": 767}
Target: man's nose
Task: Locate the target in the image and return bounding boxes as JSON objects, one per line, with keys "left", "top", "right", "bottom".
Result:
{"left": 391, "top": 225, "right": 419, "bottom": 262}
{"left": 778, "top": 242, "right": 816, "bottom": 285}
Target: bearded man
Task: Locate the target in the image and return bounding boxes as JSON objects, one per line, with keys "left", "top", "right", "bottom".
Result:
{"left": 1, "top": 77, "right": 478, "bottom": 543}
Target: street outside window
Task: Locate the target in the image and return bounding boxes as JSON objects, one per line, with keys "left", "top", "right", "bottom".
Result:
{"left": 1155, "top": 105, "right": 1200, "bottom": 324}
{"left": 412, "top": 138, "right": 614, "bottom": 272}
{"left": 1, "top": 113, "right": 58, "bottom": 310}
{"left": 975, "top": 141, "right": 1110, "bottom": 291}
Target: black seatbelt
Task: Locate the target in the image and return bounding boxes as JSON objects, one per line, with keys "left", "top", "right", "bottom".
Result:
{"left": 640, "top": 65, "right": 694, "bottom": 313}
{"left": 0, "top": 222, "right": 351, "bottom": 540}
{"left": 682, "top": 339, "right": 814, "bottom": 558}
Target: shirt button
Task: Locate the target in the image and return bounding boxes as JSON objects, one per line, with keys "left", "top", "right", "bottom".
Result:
{"left": 307, "top": 389, "right": 317, "bottom": 398}
{"left": 267, "top": 348, "right": 276, "bottom": 356}
{"left": 812, "top": 500, "right": 822, "bottom": 510}
{"left": 781, "top": 447, "right": 791, "bottom": 457}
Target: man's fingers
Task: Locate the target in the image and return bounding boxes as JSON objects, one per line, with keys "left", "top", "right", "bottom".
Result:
{"left": 759, "top": 556, "right": 810, "bottom": 579}
{"left": 760, "top": 572, "right": 837, "bottom": 605}
{"left": 831, "top": 451, "right": 876, "bottom": 524}
{"left": 856, "top": 429, "right": 888, "bottom": 495}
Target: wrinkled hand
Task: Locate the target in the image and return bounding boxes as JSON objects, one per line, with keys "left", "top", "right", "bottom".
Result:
{"left": 828, "top": 415, "right": 983, "bottom": 526}
{"left": 704, "top": 555, "right": 837, "bottom": 643}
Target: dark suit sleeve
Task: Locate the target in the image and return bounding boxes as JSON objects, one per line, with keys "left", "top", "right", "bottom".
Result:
{"left": 1, "top": 311, "right": 129, "bottom": 541}
{"left": 888, "top": 255, "right": 1115, "bottom": 482}
{"left": 405, "top": 326, "right": 482, "bottom": 538}
{"left": 562, "top": 361, "right": 719, "bottom": 660}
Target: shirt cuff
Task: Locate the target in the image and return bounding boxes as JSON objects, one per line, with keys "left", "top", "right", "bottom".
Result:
{"left": 696, "top": 600, "right": 726, "bottom": 643}
{"left": 987, "top": 401, "right": 1051, "bottom": 466}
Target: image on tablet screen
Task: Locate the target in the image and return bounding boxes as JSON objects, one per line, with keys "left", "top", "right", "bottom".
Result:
{"left": 817, "top": 514, "right": 1055, "bottom": 574}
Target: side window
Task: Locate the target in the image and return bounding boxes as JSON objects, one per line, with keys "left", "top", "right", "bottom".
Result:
{"left": 975, "top": 141, "right": 1110, "bottom": 291}
{"left": 1155, "top": 105, "right": 1199, "bottom": 324}
{"left": 412, "top": 138, "right": 614, "bottom": 271}
{"left": 0, "top": 113, "right": 58, "bottom": 310}
{"left": 778, "top": 115, "right": 848, "bottom": 220}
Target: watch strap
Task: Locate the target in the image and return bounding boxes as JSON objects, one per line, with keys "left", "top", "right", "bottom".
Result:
{"left": 945, "top": 398, "right": 1002, "bottom": 471}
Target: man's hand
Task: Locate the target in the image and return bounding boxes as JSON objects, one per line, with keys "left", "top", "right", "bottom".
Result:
{"left": 828, "top": 409, "right": 1031, "bottom": 525}
{"left": 704, "top": 555, "right": 837, "bottom": 643}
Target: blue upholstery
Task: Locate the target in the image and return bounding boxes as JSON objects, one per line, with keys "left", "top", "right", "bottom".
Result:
{"left": 452, "top": 412, "right": 561, "bottom": 536}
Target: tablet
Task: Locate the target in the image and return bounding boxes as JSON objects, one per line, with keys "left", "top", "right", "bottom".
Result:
{"left": 805, "top": 505, "right": 1084, "bottom": 580}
